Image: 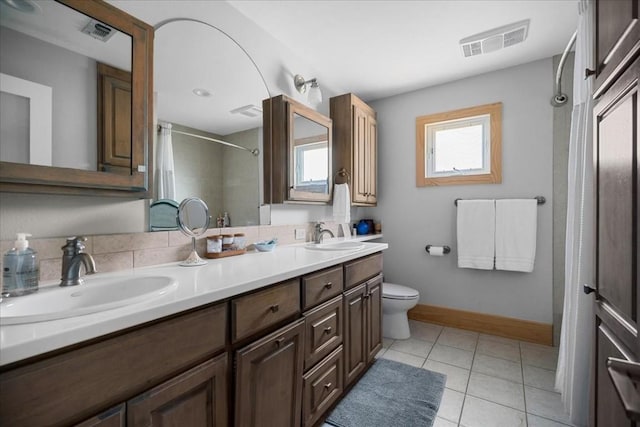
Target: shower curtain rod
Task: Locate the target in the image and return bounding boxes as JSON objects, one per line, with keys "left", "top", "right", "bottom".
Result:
{"left": 454, "top": 196, "right": 546, "bottom": 206}
{"left": 157, "top": 124, "right": 260, "bottom": 156}
{"left": 551, "top": 30, "right": 577, "bottom": 107}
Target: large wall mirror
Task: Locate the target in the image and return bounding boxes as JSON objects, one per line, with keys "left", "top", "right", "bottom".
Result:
{"left": 0, "top": 0, "right": 153, "bottom": 195}
{"left": 154, "top": 18, "right": 270, "bottom": 227}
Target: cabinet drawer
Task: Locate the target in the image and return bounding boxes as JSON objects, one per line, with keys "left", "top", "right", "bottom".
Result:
{"left": 302, "top": 265, "right": 343, "bottom": 310}
{"left": 304, "top": 295, "right": 343, "bottom": 370}
{"left": 344, "top": 252, "right": 383, "bottom": 289}
{"left": 302, "top": 346, "right": 344, "bottom": 427}
{"left": 232, "top": 279, "right": 300, "bottom": 342}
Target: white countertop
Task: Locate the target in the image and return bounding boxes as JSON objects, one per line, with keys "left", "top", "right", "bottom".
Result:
{"left": 0, "top": 238, "right": 387, "bottom": 366}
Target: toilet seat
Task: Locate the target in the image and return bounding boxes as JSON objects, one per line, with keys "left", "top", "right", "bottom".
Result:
{"left": 382, "top": 282, "right": 419, "bottom": 300}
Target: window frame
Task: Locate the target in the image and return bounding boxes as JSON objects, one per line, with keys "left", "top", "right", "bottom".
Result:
{"left": 416, "top": 102, "right": 502, "bottom": 186}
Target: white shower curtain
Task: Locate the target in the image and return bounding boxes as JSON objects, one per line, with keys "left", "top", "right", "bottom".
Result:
{"left": 555, "top": 1, "right": 594, "bottom": 426}
{"left": 156, "top": 123, "right": 176, "bottom": 200}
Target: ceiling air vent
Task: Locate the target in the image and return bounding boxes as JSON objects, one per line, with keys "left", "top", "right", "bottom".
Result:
{"left": 460, "top": 19, "right": 529, "bottom": 57}
{"left": 81, "top": 19, "right": 116, "bottom": 42}
{"left": 230, "top": 104, "right": 263, "bottom": 118}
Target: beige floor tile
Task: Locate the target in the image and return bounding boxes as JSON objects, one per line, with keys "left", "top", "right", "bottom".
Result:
{"left": 424, "top": 360, "right": 470, "bottom": 393}
{"left": 525, "top": 386, "right": 573, "bottom": 425}
{"left": 476, "top": 339, "right": 521, "bottom": 362}
{"left": 436, "top": 388, "right": 465, "bottom": 423}
{"left": 433, "top": 416, "right": 458, "bottom": 427}
{"left": 374, "top": 348, "right": 387, "bottom": 359}
{"left": 523, "top": 365, "right": 557, "bottom": 392}
{"left": 521, "top": 342, "right": 559, "bottom": 370}
{"left": 380, "top": 349, "right": 425, "bottom": 368}
{"left": 472, "top": 353, "right": 523, "bottom": 383}
{"left": 478, "top": 333, "right": 521, "bottom": 347}
{"left": 467, "top": 372, "right": 525, "bottom": 411}
{"left": 390, "top": 338, "right": 434, "bottom": 357}
{"left": 527, "top": 413, "right": 574, "bottom": 427}
{"left": 409, "top": 320, "right": 443, "bottom": 342}
{"left": 460, "top": 395, "right": 526, "bottom": 427}
{"left": 382, "top": 337, "right": 394, "bottom": 348}
{"left": 428, "top": 344, "right": 474, "bottom": 369}
{"left": 437, "top": 327, "right": 478, "bottom": 351}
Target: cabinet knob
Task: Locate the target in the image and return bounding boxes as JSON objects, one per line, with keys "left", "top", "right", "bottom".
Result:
{"left": 275, "top": 337, "right": 285, "bottom": 347}
{"left": 270, "top": 304, "right": 279, "bottom": 313}
{"left": 324, "top": 326, "right": 332, "bottom": 334}
{"left": 324, "top": 382, "right": 332, "bottom": 389}
{"left": 364, "top": 292, "right": 370, "bottom": 299}
{"left": 583, "top": 284, "right": 596, "bottom": 295}
{"left": 324, "top": 282, "right": 333, "bottom": 289}
{"left": 585, "top": 68, "right": 596, "bottom": 78}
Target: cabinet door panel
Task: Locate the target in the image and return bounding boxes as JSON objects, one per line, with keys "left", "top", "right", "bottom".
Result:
{"left": 75, "top": 404, "right": 125, "bottom": 427}
{"left": 302, "top": 346, "right": 344, "bottom": 427}
{"left": 127, "top": 353, "right": 228, "bottom": 427}
{"left": 353, "top": 106, "right": 368, "bottom": 204}
{"left": 304, "top": 295, "right": 343, "bottom": 370}
{"left": 367, "top": 115, "right": 377, "bottom": 203}
{"left": 235, "top": 319, "right": 305, "bottom": 427}
{"left": 367, "top": 275, "right": 383, "bottom": 362}
{"left": 344, "top": 283, "right": 367, "bottom": 387}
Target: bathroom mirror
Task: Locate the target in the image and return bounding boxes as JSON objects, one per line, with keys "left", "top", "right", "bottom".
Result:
{"left": 0, "top": 0, "right": 153, "bottom": 196}
{"left": 154, "top": 19, "right": 270, "bottom": 227}
{"left": 177, "top": 197, "right": 210, "bottom": 266}
{"left": 264, "top": 94, "right": 332, "bottom": 204}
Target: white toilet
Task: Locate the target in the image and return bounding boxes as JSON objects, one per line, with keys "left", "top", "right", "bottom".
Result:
{"left": 382, "top": 282, "right": 420, "bottom": 340}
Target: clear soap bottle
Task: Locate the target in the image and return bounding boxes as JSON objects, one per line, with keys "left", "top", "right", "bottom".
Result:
{"left": 2, "top": 233, "right": 39, "bottom": 296}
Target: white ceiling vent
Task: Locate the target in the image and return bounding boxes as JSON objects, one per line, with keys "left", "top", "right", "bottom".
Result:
{"left": 460, "top": 19, "right": 530, "bottom": 57}
{"left": 81, "top": 19, "right": 116, "bottom": 42}
{"left": 230, "top": 104, "right": 263, "bottom": 118}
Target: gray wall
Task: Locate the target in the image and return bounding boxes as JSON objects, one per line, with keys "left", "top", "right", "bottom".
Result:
{"left": 369, "top": 58, "right": 554, "bottom": 323}
{"left": 0, "top": 27, "right": 97, "bottom": 170}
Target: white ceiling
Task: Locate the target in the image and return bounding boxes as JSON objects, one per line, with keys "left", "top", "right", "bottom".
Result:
{"left": 228, "top": 0, "right": 578, "bottom": 101}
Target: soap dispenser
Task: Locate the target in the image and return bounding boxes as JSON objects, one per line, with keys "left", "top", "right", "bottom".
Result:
{"left": 2, "top": 233, "right": 39, "bottom": 296}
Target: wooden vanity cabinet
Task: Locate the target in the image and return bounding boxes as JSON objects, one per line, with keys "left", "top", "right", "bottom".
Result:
{"left": 330, "top": 93, "right": 378, "bottom": 206}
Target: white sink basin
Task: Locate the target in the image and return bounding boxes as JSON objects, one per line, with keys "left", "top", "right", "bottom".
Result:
{"left": 305, "top": 241, "right": 365, "bottom": 251}
{"left": 0, "top": 276, "right": 177, "bottom": 325}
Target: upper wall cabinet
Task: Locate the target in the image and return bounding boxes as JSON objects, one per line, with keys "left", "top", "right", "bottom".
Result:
{"left": 264, "top": 95, "right": 333, "bottom": 204}
{"left": 0, "top": 0, "right": 153, "bottom": 197}
{"left": 330, "top": 93, "right": 377, "bottom": 206}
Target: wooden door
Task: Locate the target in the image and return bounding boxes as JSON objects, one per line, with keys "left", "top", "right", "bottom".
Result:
{"left": 352, "top": 106, "right": 369, "bottom": 204}
{"left": 366, "top": 113, "right": 378, "bottom": 204}
{"left": 74, "top": 404, "right": 125, "bottom": 427}
{"left": 235, "top": 319, "right": 305, "bottom": 427}
{"left": 127, "top": 353, "right": 229, "bottom": 427}
{"left": 366, "top": 274, "right": 383, "bottom": 362}
{"left": 344, "top": 283, "right": 367, "bottom": 387}
{"left": 591, "top": 54, "right": 639, "bottom": 426}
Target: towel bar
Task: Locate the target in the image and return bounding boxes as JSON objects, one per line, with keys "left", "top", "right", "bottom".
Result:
{"left": 454, "top": 196, "right": 546, "bottom": 206}
{"left": 334, "top": 168, "right": 350, "bottom": 184}
{"left": 425, "top": 245, "right": 451, "bottom": 254}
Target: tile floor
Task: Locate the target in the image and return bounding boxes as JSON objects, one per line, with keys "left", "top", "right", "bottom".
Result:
{"left": 375, "top": 321, "right": 574, "bottom": 427}
{"left": 325, "top": 320, "right": 574, "bottom": 427}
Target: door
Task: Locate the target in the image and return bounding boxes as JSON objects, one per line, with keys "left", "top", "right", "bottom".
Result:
{"left": 366, "top": 114, "right": 378, "bottom": 204}
{"left": 127, "top": 353, "right": 229, "bottom": 427}
{"left": 235, "top": 319, "right": 305, "bottom": 427}
{"left": 344, "top": 282, "right": 367, "bottom": 387}
{"left": 591, "top": 55, "right": 639, "bottom": 425}
{"left": 352, "top": 106, "right": 369, "bottom": 204}
{"left": 366, "top": 274, "right": 383, "bottom": 362}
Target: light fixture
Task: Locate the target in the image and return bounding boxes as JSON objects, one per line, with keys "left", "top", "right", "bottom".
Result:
{"left": 294, "top": 74, "right": 322, "bottom": 106}
{"left": 192, "top": 88, "right": 212, "bottom": 97}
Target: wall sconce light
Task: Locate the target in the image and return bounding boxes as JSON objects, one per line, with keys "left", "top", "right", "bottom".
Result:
{"left": 293, "top": 74, "right": 322, "bottom": 106}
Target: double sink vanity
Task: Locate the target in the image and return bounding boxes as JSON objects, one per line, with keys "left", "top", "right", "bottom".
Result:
{"left": 0, "top": 240, "right": 387, "bottom": 427}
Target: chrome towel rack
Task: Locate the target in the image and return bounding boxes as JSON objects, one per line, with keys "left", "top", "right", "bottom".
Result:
{"left": 454, "top": 196, "right": 546, "bottom": 206}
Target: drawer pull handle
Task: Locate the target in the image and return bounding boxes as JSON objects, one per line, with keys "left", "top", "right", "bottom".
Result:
{"left": 324, "top": 327, "right": 332, "bottom": 334}
{"left": 275, "top": 337, "right": 285, "bottom": 347}
{"left": 324, "top": 382, "right": 332, "bottom": 389}
{"left": 324, "top": 282, "right": 333, "bottom": 289}
{"left": 270, "top": 304, "right": 279, "bottom": 313}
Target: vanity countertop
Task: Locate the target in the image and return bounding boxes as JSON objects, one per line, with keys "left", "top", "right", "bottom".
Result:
{"left": 0, "top": 239, "right": 387, "bottom": 367}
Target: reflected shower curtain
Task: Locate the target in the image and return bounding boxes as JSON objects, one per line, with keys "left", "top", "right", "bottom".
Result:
{"left": 555, "top": 1, "right": 594, "bottom": 426}
{"left": 156, "top": 123, "right": 176, "bottom": 200}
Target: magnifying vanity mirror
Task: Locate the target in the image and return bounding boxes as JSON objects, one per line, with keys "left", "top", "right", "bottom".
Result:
{"left": 153, "top": 18, "right": 271, "bottom": 227}
{"left": 177, "top": 197, "right": 210, "bottom": 266}
{"left": 0, "top": 0, "right": 153, "bottom": 195}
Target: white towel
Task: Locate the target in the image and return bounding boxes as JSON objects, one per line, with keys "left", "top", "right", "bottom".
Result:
{"left": 457, "top": 200, "right": 495, "bottom": 270}
{"left": 333, "top": 183, "right": 351, "bottom": 224}
{"left": 495, "top": 199, "right": 537, "bottom": 272}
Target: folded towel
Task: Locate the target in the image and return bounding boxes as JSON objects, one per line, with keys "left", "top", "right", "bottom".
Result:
{"left": 333, "top": 183, "right": 351, "bottom": 224}
{"left": 457, "top": 200, "right": 495, "bottom": 270}
{"left": 495, "top": 199, "right": 537, "bottom": 272}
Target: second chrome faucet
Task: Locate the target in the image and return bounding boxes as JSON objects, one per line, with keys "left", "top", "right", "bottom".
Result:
{"left": 313, "top": 222, "right": 335, "bottom": 244}
{"left": 60, "top": 236, "right": 96, "bottom": 287}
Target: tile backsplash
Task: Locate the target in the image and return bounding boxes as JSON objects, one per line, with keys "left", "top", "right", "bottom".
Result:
{"left": 0, "top": 222, "right": 342, "bottom": 284}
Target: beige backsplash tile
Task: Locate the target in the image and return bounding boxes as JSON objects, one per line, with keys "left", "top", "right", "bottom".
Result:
{"left": 0, "top": 237, "right": 92, "bottom": 261}
{"left": 259, "top": 225, "right": 299, "bottom": 245}
{"left": 133, "top": 245, "right": 193, "bottom": 268}
{"left": 39, "top": 258, "right": 62, "bottom": 282}
{"left": 94, "top": 251, "right": 134, "bottom": 273}
{"left": 93, "top": 232, "right": 168, "bottom": 254}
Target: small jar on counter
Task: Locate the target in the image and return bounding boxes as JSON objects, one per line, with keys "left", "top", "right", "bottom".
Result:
{"left": 206, "top": 235, "right": 223, "bottom": 254}
{"left": 222, "top": 234, "right": 234, "bottom": 251}
{"left": 233, "top": 233, "right": 246, "bottom": 250}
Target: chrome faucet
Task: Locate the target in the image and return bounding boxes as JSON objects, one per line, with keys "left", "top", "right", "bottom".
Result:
{"left": 60, "top": 236, "right": 96, "bottom": 287}
{"left": 314, "top": 222, "right": 335, "bottom": 244}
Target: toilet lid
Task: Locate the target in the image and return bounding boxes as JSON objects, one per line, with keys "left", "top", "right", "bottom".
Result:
{"left": 382, "top": 282, "right": 419, "bottom": 300}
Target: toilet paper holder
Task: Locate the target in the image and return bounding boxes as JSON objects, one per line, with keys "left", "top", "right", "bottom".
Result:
{"left": 425, "top": 245, "right": 451, "bottom": 255}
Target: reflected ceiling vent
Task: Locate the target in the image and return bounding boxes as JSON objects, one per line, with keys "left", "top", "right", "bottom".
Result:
{"left": 460, "top": 19, "right": 529, "bottom": 57}
{"left": 230, "top": 104, "right": 263, "bottom": 118}
{"left": 82, "top": 19, "right": 116, "bottom": 42}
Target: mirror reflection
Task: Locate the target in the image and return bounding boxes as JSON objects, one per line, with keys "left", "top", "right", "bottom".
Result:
{"left": 177, "top": 197, "right": 210, "bottom": 267}
{"left": 292, "top": 113, "right": 329, "bottom": 194}
{"left": 154, "top": 19, "right": 269, "bottom": 227}
{"left": 0, "top": 0, "right": 132, "bottom": 170}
